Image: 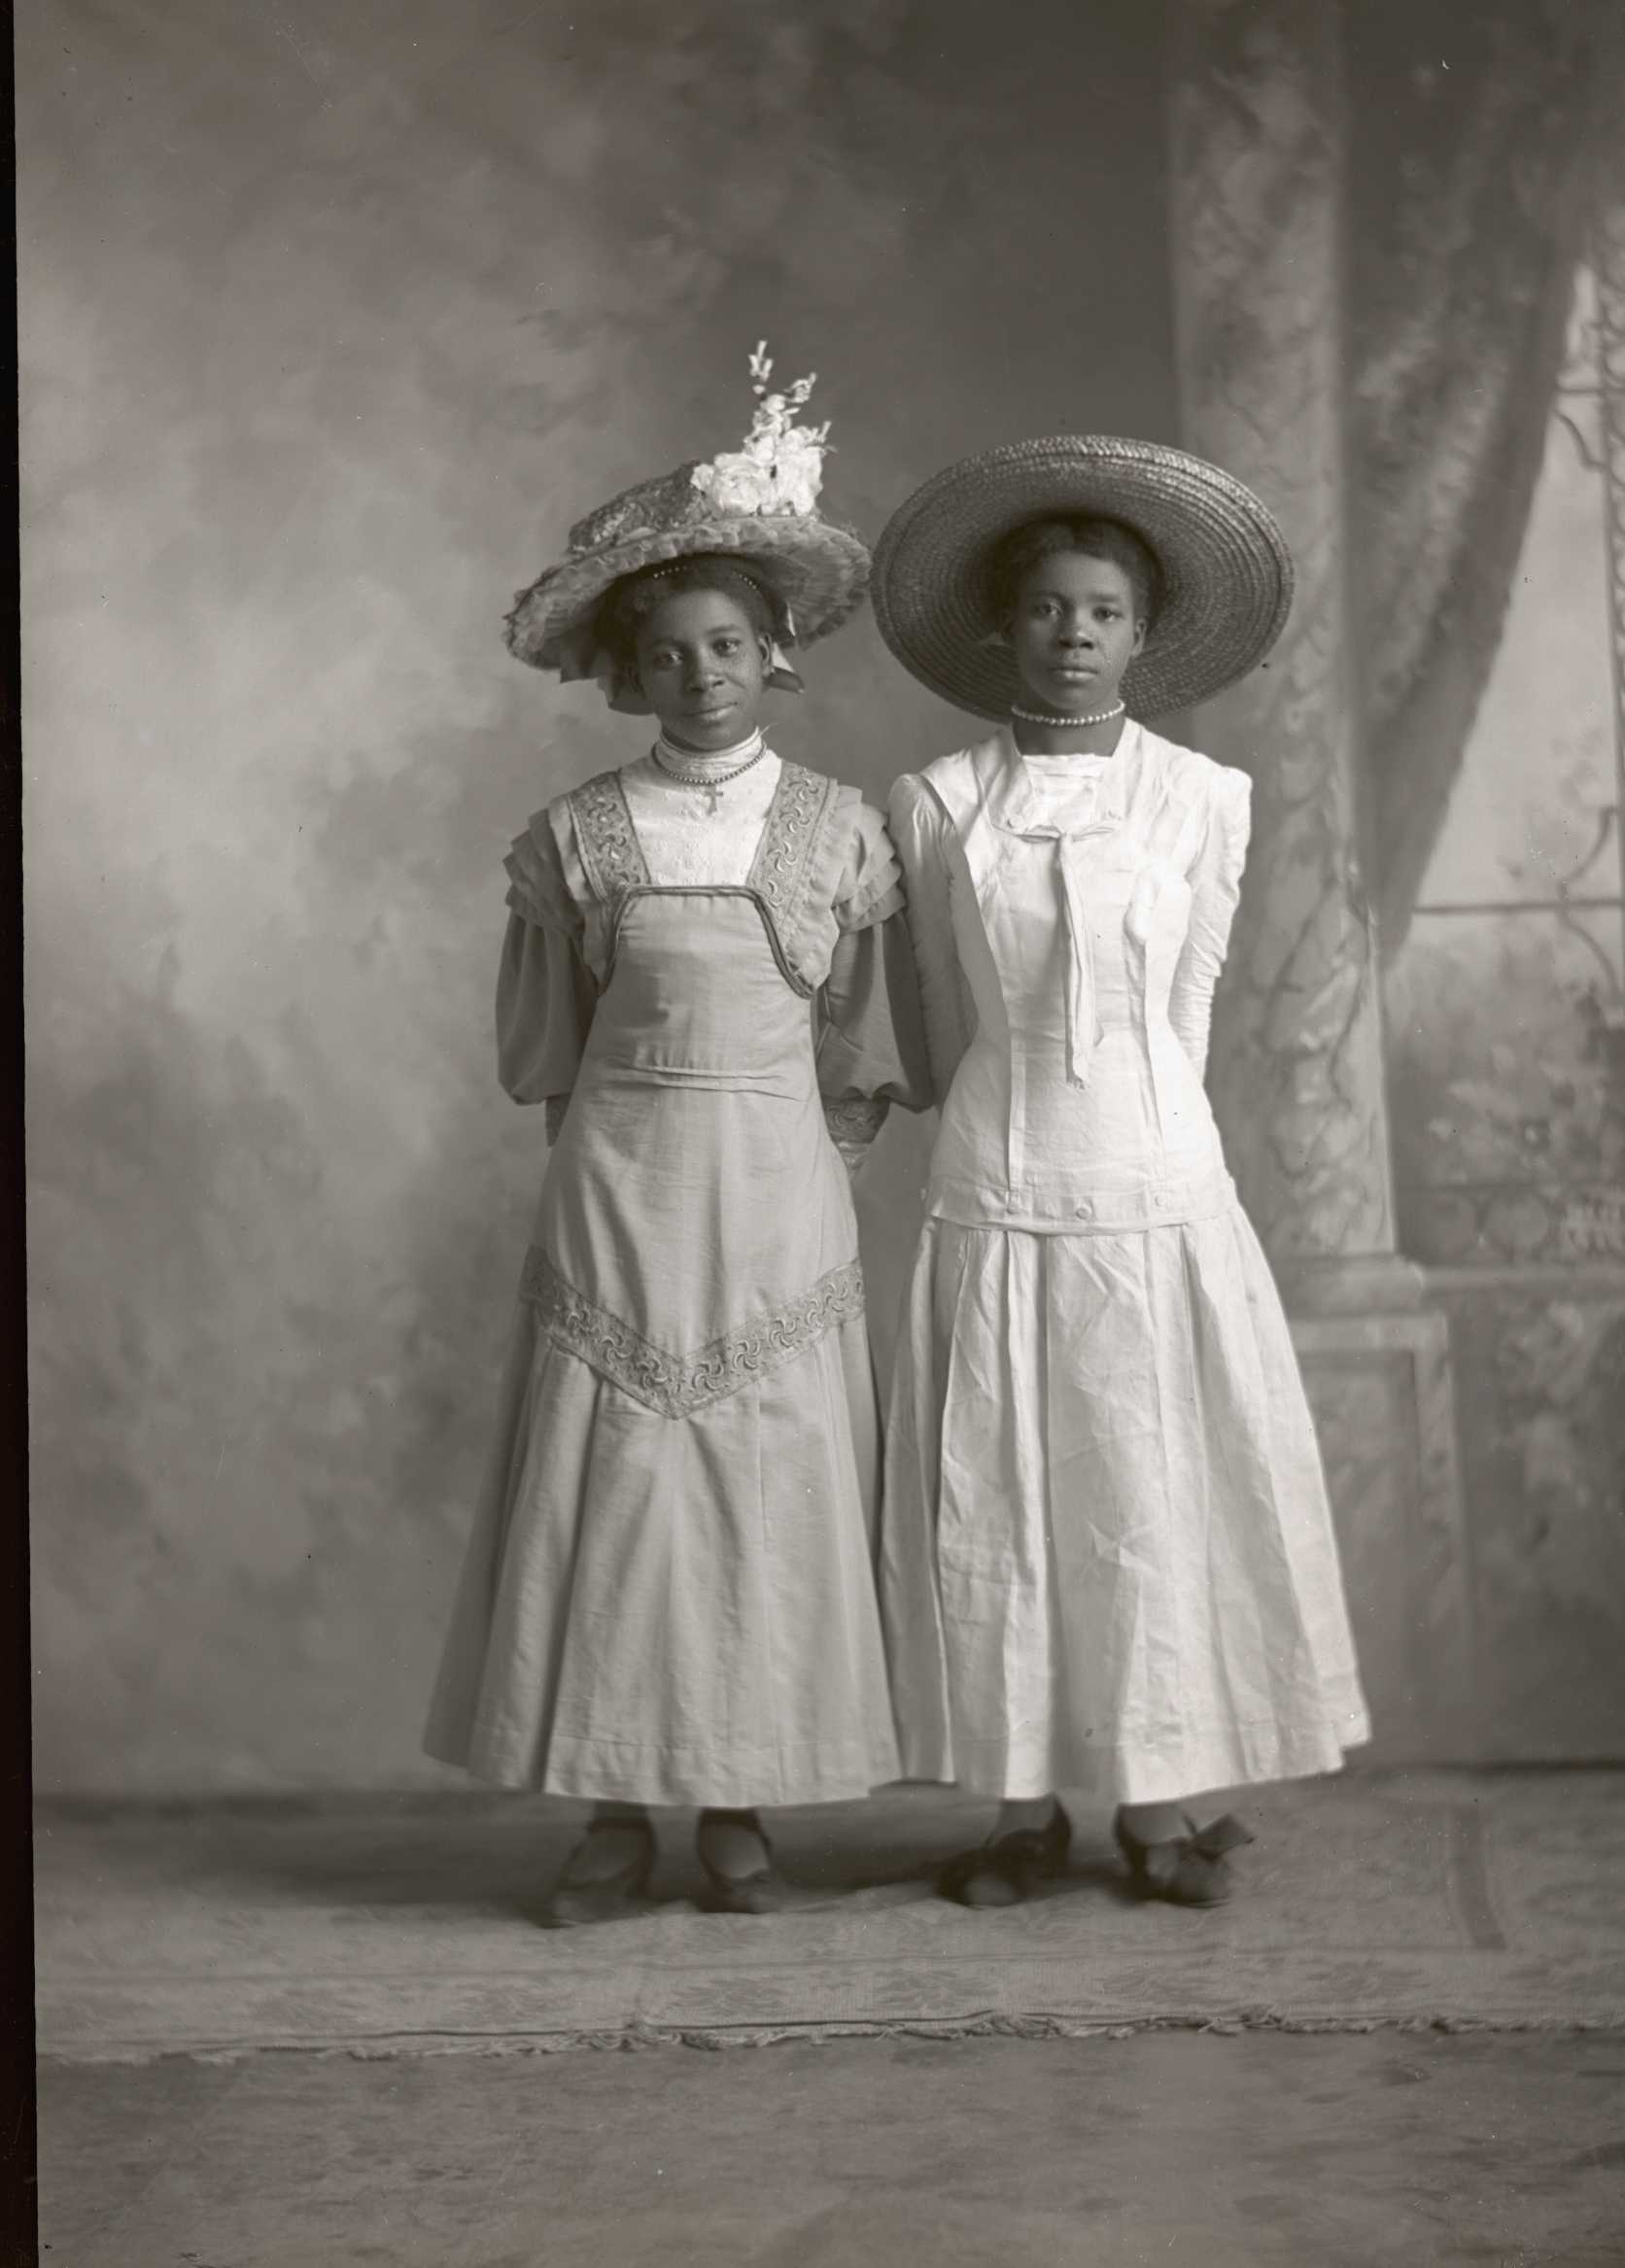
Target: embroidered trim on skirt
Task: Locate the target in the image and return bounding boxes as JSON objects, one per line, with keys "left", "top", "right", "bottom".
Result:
{"left": 519, "top": 1249, "right": 865, "bottom": 1419}
{"left": 425, "top": 1300, "right": 899, "bottom": 1805}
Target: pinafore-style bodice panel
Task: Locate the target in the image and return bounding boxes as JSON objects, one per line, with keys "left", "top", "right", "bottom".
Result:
{"left": 492, "top": 755, "right": 926, "bottom": 1413}
{"left": 498, "top": 758, "right": 920, "bottom": 1119}
{"left": 530, "top": 759, "right": 892, "bottom": 997}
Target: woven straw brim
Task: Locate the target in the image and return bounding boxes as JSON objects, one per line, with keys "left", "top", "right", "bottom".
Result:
{"left": 872, "top": 436, "right": 1293, "bottom": 719}
{"left": 506, "top": 515, "right": 871, "bottom": 671}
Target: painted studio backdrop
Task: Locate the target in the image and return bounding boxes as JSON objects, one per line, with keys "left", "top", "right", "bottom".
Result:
{"left": 22, "top": 0, "right": 1625, "bottom": 1794}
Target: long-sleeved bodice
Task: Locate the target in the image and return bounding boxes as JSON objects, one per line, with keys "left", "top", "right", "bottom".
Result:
{"left": 889, "top": 723, "right": 1252, "bottom": 1233}
{"left": 497, "top": 748, "right": 924, "bottom": 1133}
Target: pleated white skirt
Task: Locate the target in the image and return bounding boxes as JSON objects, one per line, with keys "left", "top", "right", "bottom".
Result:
{"left": 880, "top": 1206, "right": 1370, "bottom": 1804}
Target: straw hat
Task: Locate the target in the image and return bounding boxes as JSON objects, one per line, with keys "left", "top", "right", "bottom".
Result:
{"left": 872, "top": 435, "right": 1293, "bottom": 719}
{"left": 506, "top": 345, "right": 871, "bottom": 688}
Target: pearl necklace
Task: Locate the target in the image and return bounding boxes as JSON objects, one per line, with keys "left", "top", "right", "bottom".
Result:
{"left": 1010, "top": 700, "right": 1125, "bottom": 728}
{"left": 651, "top": 727, "right": 768, "bottom": 788}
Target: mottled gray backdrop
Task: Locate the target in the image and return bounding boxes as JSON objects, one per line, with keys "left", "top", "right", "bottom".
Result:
{"left": 21, "top": 0, "right": 1174, "bottom": 1789}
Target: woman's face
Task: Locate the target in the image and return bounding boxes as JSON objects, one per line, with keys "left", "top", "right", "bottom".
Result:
{"left": 632, "top": 590, "right": 773, "bottom": 750}
{"left": 1007, "top": 550, "right": 1146, "bottom": 715}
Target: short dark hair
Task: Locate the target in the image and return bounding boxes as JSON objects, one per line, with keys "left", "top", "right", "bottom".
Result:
{"left": 596, "top": 556, "right": 780, "bottom": 676}
{"left": 985, "top": 515, "right": 1164, "bottom": 631}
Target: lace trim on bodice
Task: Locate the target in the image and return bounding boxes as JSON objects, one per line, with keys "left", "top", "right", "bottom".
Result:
{"left": 569, "top": 772, "right": 651, "bottom": 902}
{"left": 745, "top": 762, "right": 836, "bottom": 934}
{"left": 519, "top": 1249, "right": 865, "bottom": 1418}
{"left": 569, "top": 759, "right": 841, "bottom": 996}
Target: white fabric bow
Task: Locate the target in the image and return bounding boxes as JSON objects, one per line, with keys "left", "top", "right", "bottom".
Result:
{"left": 1054, "top": 827, "right": 1117, "bottom": 1088}
{"left": 997, "top": 796, "right": 1119, "bottom": 1088}
{"left": 988, "top": 730, "right": 1137, "bottom": 1089}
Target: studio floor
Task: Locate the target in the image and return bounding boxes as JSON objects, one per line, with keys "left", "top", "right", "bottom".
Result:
{"left": 35, "top": 1770, "right": 1625, "bottom": 2264}
{"left": 40, "top": 2028, "right": 1625, "bottom": 2266}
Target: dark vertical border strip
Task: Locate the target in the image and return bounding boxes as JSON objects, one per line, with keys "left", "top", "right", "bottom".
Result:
{"left": 1, "top": 0, "right": 39, "bottom": 2256}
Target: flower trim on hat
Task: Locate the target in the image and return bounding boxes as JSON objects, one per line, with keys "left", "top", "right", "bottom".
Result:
{"left": 688, "top": 342, "right": 832, "bottom": 519}
{"left": 573, "top": 347, "right": 831, "bottom": 710}
{"left": 505, "top": 343, "right": 869, "bottom": 688}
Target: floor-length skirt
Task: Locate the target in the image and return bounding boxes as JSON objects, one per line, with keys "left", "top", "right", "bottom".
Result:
{"left": 427, "top": 885, "right": 907, "bottom": 1808}
{"left": 880, "top": 1204, "right": 1371, "bottom": 1804}
{"left": 425, "top": 1290, "right": 901, "bottom": 1808}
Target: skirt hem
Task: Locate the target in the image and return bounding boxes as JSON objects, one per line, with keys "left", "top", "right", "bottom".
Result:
{"left": 897, "top": 1714, "right": 1372, "bottom": 1805}
{"left": 421, "top": 1731, "right": 903, "bottom": 1811}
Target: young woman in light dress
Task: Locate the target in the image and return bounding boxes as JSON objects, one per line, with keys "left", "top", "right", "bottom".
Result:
{"left": 426, "top": 360, "right": 924, "bottom": 1923}
{"left": 872, "top": 437, "right": 1370, "bottom": 1907}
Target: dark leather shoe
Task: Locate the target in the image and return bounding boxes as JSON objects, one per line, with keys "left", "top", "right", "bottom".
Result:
{"left": 696, "top": 1808, "right": 789, "bottom": 1915}
{"left": 538, "top": 1817, "right": 657, "bottom": 1928}
{"left": 939, "top": 1803, "right": 1072, "bottom": 1907}
{"left": 1114, "top": 1809, "right": 1253, "bottom": 1907}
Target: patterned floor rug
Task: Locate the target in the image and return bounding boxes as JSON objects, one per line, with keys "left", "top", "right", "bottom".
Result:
{"left": 35, "top": 1770, "right": 1625, "bottom": 2059}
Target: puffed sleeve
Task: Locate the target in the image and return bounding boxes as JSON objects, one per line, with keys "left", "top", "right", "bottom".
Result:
{"left": 1167, "top": 765, "right": 1252, "bottom": 1080}
{"left": 814, "top": 800, "right": 933, "bottom": 1171}
{"left": 495, "top": 814, "right": 598, "bottom": 1143}
{"left": 887, "top": 772, "right": 976, "bottom": 1107}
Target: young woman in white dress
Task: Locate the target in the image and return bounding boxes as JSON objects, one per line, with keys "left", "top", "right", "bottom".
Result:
{"left": 872, "top": 437, "right": 1369, "bottom": 1907}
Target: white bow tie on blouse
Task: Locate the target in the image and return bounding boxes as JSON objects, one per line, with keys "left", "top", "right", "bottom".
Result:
{"left": 992, "top": 741, "right": 1133, "bottom": 1091}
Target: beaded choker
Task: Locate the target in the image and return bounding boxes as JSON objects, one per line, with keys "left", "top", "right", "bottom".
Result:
{"left": 1010, "top": 700, "right": 1126, "bottom": 729}
{"left": 651, "top": 727, "right": 769, "bottom": 789}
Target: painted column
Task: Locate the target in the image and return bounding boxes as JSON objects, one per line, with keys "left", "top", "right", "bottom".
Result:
{"left": 1600, "top": 167, "right": 1625, "bottom": 814}
{"left": 1166, "top": 0, "right": 1469, "bottom": 1761}
{"left": 1167, "top": 0, "right": 1406, "bottom": 1301}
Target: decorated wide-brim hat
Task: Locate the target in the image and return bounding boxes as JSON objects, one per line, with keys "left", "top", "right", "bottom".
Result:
{"left": 505, "top": 344, "right": 871, "bottom": 689}
{"left": 872, "top": 435, "right": 1294, "bottom": 719}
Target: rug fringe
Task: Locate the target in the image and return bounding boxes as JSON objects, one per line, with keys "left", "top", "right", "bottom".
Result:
{"left": 40, "top": 2007, "right": 1625, "bottom": 2067}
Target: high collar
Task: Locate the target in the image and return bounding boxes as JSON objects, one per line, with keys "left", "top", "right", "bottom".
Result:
{"left": 650, "top": 727, "right": 769, "bottom": 781}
